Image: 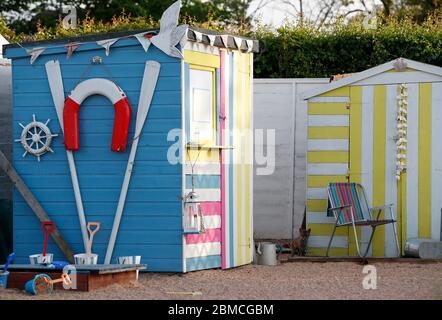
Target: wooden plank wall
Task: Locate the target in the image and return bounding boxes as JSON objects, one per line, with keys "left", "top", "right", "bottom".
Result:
{"left": 7, "top": 39, "right": 184, "bottom": 271}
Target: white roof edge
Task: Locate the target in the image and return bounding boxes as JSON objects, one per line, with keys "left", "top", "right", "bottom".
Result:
{"left": 302, "top": 58, "right": 442, "bottom": 100}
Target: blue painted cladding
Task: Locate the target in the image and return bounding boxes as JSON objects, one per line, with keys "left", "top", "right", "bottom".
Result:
{"left": 10, "top": 39, "right": 183, "bottom": 272}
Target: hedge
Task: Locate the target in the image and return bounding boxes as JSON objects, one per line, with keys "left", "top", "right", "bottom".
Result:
{"left": 253, "top": 15, "right": 442, "bottom": 78}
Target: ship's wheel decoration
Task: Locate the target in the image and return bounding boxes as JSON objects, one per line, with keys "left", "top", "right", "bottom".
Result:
{"left": 15, "top": 114, "right": 58, "bottom": 161}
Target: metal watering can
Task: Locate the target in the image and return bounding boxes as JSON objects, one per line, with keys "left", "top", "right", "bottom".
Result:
{"left": 256, "top": 242, "right": 277, "bottom": 266}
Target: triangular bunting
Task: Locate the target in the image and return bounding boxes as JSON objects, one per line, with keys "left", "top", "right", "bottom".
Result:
{"left": 207, "top": 34, "right": 216, "bottom": 46}
{"left": 220, "top": 35, "right": 229, "bottom": 48}
{"left": 134, "top": 33, "right": 152, "bottom": 52}
{"left": 233, "top": 37, "right": 243, "bottom": 50}
{"left": 64, "top": 42, "right": 80, "bottom": 59}
{"left": 25, "top": 47, "right": 45, "bottom": 64}
{"left": 246, "top": 40, "right": 254, "bottom": 53}
{"left": 193, "top": 30, "right": 203, "bottom": 42}
{"left": 96, "top": 38, "right": 119, "bottom": 56}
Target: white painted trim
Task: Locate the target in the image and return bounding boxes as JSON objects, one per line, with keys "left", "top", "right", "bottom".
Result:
{"left": 308, "top": 115, "right": 349, "bottom": 127}
{"left": 307, "top": 163, "right": 348, "bottom": 176}
{"left": 185, "top": 242, "right": 221, "bottom": 258}
{"left": 406, "top": 83, "right": 419, "bottom": 239}
{"left": 308, "top": 236, "right": 348, "bottom": 248}
{"left": 181, "top": 59, "right": 187, "bottom": 273}
{"left": 307, "top": 212, "right": 336, "bottom": 224}
{"left": 307, "top": 139, "right": 349, "bottom": 151}
{"left": 354, "top": 71, "right": 441, "bottom": 86}
{"left": 385, "top": 84, "right": 399, "bottom": 257}
{"left": 360, "top": 85, "right": 374, "bottom": 257}
{"left": 302, "top": 58, "right": 442, "bottom": 99}
{"left": 184, "top": 188, "right": 221, "bottom": 202}
{"left": 308, "top": 96, "right": 350, "bottom": 103}
{"left": 431, "top": 82, "right": 442, "bottom": 241}
{"left": 184, "top": 162, "right": 220, "bottom": 175}
{"left": 184, "top": 41, "right": 220, "bottom": 55}
{"left": 307, "top": 187, "right": 328, "bottom": 200}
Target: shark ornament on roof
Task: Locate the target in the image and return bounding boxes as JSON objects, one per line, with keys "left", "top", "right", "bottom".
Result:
{"left": 151, "top": 0, "right": 188, "bottom": 59}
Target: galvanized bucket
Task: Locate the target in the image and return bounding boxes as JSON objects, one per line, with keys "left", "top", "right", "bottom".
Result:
{"left": 256, "top": 242, "right": 277, "bottom": 266}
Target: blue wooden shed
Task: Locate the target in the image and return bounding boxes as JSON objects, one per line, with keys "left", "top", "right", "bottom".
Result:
{"left": 3, "top": 1, "right": 258, "bottom": 272}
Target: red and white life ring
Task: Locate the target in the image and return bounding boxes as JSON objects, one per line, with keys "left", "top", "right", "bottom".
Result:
{"left": 63, "top": 78, "right": 132, "bottom": 152}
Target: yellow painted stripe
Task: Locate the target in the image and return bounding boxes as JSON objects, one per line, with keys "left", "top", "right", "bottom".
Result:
{"left": 308, "top": 103, "right": 349, "bottom": 115}
{"left": 307, "top": 175, "right": 348, "bottom": 188}
{"left": 308, "top": 224, "right": 348, "bottom": 236}
{"left": 236, "top": 51, "right": 243, "bottom": 265}
{"left": 308, "top": 127, "right": 349, "bottom": 139}
{"left": 308, "top": 151, "right": 348, "bottom": 163}
{"left": 244, "top": 53, "right": 251, "bottom": 263}
{"left": 184, "top": 50, "right": 220, "bottom": 68}
{"left": 418, "top": 83, "right": 432, "bottom": 238}
{"left": 307, "top": 199, "right": 328, "bottom": 212}
{"left": 349, "top": 86, "right": 362, "bottom": 256}
{"left": 319, "top": 87, "right": 349, "bottom": 97}
{"left": 186, "top": 149, "right": 220, "bottom": 162}
{"left": 307, "top": 247, "right": 349, "bottom": 257}
{"left": 372, "top": 85, "right": 387, "bottom": 257}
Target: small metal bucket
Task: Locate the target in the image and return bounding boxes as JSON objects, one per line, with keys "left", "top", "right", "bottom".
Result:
{"left": 29, "top": 253, "right": 53, "bottom": 264}
{"left": 74, "top": 253, "right": 98, "bottom": 265}
{"left": 256, "top": 242, "right": 277, "bottom": 266}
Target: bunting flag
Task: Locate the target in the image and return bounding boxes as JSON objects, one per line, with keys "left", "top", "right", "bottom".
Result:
{"left": 25, "top": 47, "right": 46, "bottom": 64}
{"left": 246, "top": 40, "right": 254, "bottom": 53}
{"left": 220, "top": 35, "right": 229, "bottom": 48}
{"left": 233, "top": 37, "right": 243, "bottom": 50}
{"left": 134, "top": 33, "right": 152, "bottom": 52}
{"left": 207, "top": 34, "right": 216, "bottom": 46}
{"left": 96, "top": 38, "right": 119, "bottom": 56}
{"left": 193, "top": 30, "right": 203, "bottom": 42}
{"left": 64, "top": 42, "right": 80, "bottom": 59}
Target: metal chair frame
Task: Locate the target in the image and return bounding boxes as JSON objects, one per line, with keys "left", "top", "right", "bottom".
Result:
{"left": 326, "top": 183, "right": 400, "bottom": 258}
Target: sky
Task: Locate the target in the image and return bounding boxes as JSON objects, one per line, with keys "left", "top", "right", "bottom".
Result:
{"left": 248, "top": 0, "right": 379, "bottom": 27}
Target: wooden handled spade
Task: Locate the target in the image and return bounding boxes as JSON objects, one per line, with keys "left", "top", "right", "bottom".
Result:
{"left": 42, "top": 221, "right": 56, "bottom": 256}
{"left": 86, "top": 222, "right": 100, "bottom": 256}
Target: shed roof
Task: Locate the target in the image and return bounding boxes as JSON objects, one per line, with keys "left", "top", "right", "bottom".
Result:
{"left": 3, "top": 26, "right": 259, "bottom": 57}
{"left": 303, "top": 58, "right": 442, "bottom": 100}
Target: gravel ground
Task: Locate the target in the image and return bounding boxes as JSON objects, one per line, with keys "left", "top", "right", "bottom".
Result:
{"left": 1, "top": 261, "right": 441, "bottom": 300}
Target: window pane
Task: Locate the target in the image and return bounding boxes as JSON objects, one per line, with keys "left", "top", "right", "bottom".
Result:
{"left": 189, "top": 69, "right": 214, "bottom": 143}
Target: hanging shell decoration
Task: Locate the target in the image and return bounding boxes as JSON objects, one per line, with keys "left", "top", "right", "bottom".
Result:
{"left": 395, "top": 84, "right": 408, "bottom": 180}
{"left": 15, "top": 114, "right": 58, "bottom": 161}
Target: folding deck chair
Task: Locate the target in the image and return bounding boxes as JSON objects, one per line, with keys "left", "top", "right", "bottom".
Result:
{"left": 326, "top": 183, "right": 400, "bottom": 257}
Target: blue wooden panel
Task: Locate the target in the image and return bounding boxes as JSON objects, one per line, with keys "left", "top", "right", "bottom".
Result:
{"left": 11, "top": 37, "right": 184, "bottom": 272}
{"left": 13, "top": 188, "right": 181, "bottom": 202}
{"left": 14, "top": 201, "right": 181, "bottom": 216}
{"left": 186, "top": 255, "right": 221, "bottom": 272}
{"left": 185, "top": 175, "right": 220, "bottom": 189}
{"left": 13, "top": 77, "right": 180, "bottom": 93}
{"left": 13, "top": 63, "right": 181, "bottom": 79}
{"left": 13, "top": 160, "right": 180, "bottom": 175}
{"left": 14, "top": 91, "right": 181, "bottom": 107}
{"left": 15, "top": 106, "right": 181, "bottom": 121}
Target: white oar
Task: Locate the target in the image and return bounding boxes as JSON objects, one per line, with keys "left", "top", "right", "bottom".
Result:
{"left": 104, "top": 61, "right": 161, "bottom": 264}
{"left": 45, "top": 60, "right": 89, "bottom": 252}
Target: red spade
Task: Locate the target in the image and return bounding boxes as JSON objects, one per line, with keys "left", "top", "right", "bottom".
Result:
{"left": 41, "top": 221, "right": 55, "bottom": 256}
